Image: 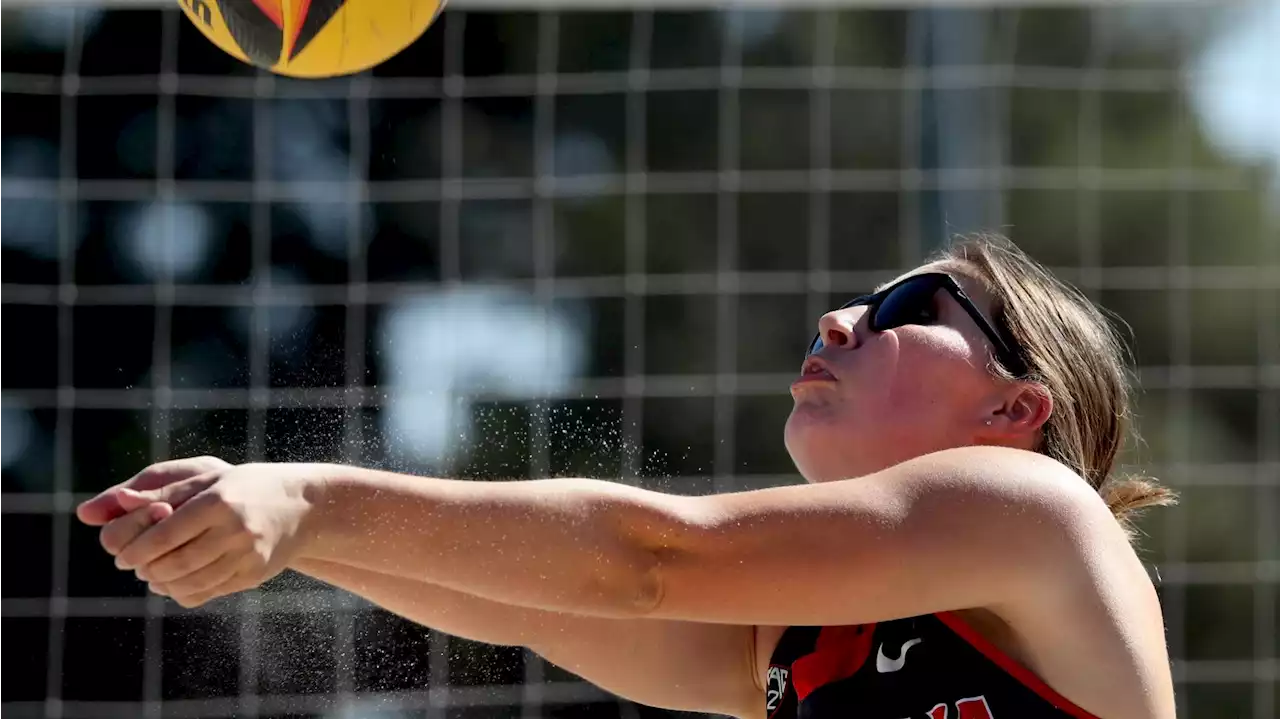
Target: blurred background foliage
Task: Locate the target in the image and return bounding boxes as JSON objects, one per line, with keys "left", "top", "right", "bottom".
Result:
{"left": 2, "top": 2, "right": 1276, "bottom": 717}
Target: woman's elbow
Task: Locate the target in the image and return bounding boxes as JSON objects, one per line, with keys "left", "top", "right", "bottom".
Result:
{"left": 600, "top": 491, "right": 709, "bottom": 618}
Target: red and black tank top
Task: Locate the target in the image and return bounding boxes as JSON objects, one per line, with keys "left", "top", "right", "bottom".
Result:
{"left": 765, "top": 612, "right": 1099, "bottom": 719}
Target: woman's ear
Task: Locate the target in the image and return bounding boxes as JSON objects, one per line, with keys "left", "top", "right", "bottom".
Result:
{"left": 1004, "top": 382, "right": 1053, "bottom": 433}
{"left": 982, "top": 383, "right": 1052, "bottom": 442}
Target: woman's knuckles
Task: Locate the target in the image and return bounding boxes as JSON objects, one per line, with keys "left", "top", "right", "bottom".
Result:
{"left": 99, "top": 507, "right": 157, "bottom": 555}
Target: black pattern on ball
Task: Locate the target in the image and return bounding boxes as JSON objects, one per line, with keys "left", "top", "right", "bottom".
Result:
{"left": 291, "top": 0, "right": 346, "bottom": 61}
{"left": 214, "top": 0, "right": 348, "bottom": 67}
{"left": 217, "top": 0, "right": 283, "bottom": 68}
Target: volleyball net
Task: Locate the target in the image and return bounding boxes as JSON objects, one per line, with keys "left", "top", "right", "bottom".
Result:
{"left": 1, "top": 1, "right": 1277, "bottom": 718}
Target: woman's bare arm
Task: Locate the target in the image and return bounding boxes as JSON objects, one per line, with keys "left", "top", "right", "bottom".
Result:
{"left": 291, "top": 557, "right": 762, "bottom": 718}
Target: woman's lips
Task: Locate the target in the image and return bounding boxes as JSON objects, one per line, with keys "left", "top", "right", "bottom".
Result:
{"left": 794, "top": 357, "right": 838, "bottom": 387}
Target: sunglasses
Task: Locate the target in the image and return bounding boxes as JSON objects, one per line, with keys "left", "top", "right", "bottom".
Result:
{"left": 806, "top": 272, "right": 1029, "bottom": 377}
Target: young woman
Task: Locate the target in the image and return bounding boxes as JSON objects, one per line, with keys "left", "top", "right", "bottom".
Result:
{"left": 79, "top": 234, "right": 1177, "bottom": 718}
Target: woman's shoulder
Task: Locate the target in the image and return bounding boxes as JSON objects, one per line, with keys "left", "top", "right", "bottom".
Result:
{"left": 903, "top": 444, "right": 1083, "bottom": 477}
{"left": 893, "top": 445, "right": 1110, "bottom": 513}
{"left": 883, "top": 449, "right": 1174, "bottom": 717}
{"left": 880, "top": 446, "right": 1139, "bottom": 596}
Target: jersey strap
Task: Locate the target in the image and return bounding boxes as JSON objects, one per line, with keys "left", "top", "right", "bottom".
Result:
{"left": 934, "top": 612, "right": 1099, "bottom": 719}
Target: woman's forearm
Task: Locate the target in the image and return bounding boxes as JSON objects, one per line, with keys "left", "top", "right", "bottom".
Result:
{"left": 289, "top": 557, "right": 762, "bottom": 717}
{"left": 300, "top": 466, "right": 692, "bottom": 618}
{"left": 290, "top": 557, "right": 542, "bottom": 646}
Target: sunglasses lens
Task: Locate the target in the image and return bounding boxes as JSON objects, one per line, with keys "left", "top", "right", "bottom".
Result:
{"left": 874, "top": 276, "right": 939, "bottom": 330}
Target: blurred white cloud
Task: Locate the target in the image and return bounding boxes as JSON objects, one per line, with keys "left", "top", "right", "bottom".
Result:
{"left": 2, "top": 137, "right": 61, "bottom": 261}
{"left": 553, "top": 130, "right": 616, "bottom": 179}
{"left": 6, "top": 6, "right": 103, "bottom": 52}
{"left": 121, "top": 200, "right": 213, "bottom": 282}
{"left": 1, "top": 402, "right": 34, "bottom": 470}
{"left": 271, "top": 99, "right": 357, "bottom": 261}
{"left": 378, "top": 287, "right": 586, "bottom": 472}
{"left": 722, "top": 8, "right": 785, "bottom": 48}
{"left": 1190, "top": 0, "right": 1280, "bottom": 187}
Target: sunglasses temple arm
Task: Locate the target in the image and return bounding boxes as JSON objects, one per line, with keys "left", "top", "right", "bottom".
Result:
{"left": 952, "top": 291, "right": 1024, "bottom": 375}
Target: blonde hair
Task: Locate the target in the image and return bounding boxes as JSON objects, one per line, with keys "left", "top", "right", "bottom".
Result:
{"left": 932, "top": 233, "right": 1176, "bottom": 541}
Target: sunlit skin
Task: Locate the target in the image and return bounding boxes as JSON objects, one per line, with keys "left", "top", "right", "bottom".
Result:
{"left": 74, "top": 259, "right": 1175, "bottom": 719}
{"left": 785, "top": 261, "right": 1053, "bottom": 484}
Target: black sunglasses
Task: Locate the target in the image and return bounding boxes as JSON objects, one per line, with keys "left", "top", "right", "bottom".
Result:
{"left": 806, "top": 272, "right": 1029, "bottom": 377}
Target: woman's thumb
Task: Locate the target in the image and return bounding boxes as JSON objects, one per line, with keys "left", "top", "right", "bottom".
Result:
{"left": 114, "top": 489, "right": 153, "bottom": 513}
{"left": 77, "top": 466, "right": 224, "bottom": 527}
{"left": 120, "top": 475, "right": 215, "bottom": 512}
{"left": 77, "top": 490, "right": 143, "bottom": 526}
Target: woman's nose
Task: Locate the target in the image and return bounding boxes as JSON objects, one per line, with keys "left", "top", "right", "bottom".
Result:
{"left": 814, "top": 306, "right": 864, "bottom": 352}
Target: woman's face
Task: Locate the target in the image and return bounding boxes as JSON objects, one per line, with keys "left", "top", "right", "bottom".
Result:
{"left": 784, "top": 262, "right": 1027, "bottom": 483}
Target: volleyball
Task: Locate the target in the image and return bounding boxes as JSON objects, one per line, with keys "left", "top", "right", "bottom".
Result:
{"left": 178, "top": 0, "right": 445, "bottom": 78}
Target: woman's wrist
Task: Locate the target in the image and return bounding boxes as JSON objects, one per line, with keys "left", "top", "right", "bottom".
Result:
{"left": 295, "top": 462, "right": 359, "bottom": 563}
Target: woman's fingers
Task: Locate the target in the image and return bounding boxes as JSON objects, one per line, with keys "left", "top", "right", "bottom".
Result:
{"left": 100, "top": 503, "right": 173, "bottom": 556}
{"left": 153, "top": 551, "right": 246, "bottom": 599}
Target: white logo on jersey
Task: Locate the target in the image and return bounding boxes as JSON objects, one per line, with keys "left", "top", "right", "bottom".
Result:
{"left": 923, "top": 695, "right": 995, "bottom": 719}
{"left": 875, "top": 637, "right": 923, "bottom": 673}
{"left": 766, "top": 665, "right": 789, "bottom": 712}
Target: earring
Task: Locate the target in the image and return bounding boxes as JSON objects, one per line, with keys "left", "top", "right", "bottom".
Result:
{"left": 985, "top": 420, "right": 993, "bottom": 426}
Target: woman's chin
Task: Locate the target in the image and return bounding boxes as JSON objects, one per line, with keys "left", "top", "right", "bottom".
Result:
{"left": 785, "top": 412, "right": 845, "bottom": 476}
{"left": 785, "top": 393, "right": 853, "bottom": 434}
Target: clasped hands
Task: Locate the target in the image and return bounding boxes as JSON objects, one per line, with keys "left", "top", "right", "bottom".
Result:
{"left": 77, "top": 456, "right": 326, "bottom": 608}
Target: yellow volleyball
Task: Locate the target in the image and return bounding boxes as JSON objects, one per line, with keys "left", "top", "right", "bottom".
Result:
{"left": 177, "top": 0, "right": 444, "bottom": 78}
